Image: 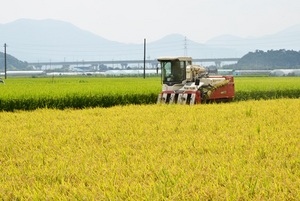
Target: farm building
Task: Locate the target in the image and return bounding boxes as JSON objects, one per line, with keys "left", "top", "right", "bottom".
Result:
{"left": 217, "top": 69, "right": 234, "bottom": 75}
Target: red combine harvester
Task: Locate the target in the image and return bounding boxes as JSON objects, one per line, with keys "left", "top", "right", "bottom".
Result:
{"left": 157, "top": 56, "right": 235, "bottom": 105}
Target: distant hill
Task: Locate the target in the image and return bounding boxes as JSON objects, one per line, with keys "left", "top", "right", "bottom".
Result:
{"left": 0, "top": 52, "right": 29, "bottom": 70}
{"left": 0, "top": 19, "right": 128, "bottom": 62}
{"left": 206, "top": 25, "right": 300, "bottom": 53}
{"left": 225, "top": 49, "right": 300, "bottom": 70}
{"left": 0, "top": 19, "right": 300, "bottom": 63}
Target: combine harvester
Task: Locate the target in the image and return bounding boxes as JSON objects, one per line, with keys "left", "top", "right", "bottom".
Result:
{"left": 157, "top": 56, "right": 235, "bottom": 105}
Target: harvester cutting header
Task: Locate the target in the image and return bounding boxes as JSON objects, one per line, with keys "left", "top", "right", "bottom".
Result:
{"left": 157, "top": 56, "right": 235, "bottom": 104}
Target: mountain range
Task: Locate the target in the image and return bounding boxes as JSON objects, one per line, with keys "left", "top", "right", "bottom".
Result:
{"left": 0, "top": 19, "right": 300, "bottom": 62}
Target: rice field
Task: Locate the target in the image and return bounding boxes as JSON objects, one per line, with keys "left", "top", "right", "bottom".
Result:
{"left": 0, "top": 77, "right": 299, "bottom": 199}
{"left": 0, "top": 77, "right": 299, "bottom": 111}
{"left": 0, "top": 99, "right": 299, "bottom": 200}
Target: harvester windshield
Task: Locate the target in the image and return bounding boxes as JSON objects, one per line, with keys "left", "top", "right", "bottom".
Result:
{"left": 158, "top": 57, "right": 192, "bottom": 86}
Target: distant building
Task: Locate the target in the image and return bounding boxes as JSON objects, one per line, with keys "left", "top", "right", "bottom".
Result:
{"left": 269, "top": 69, "right": 300, "bottom": 76}
{"left": 217, "top": 69, "right": 234, "bottom": 75}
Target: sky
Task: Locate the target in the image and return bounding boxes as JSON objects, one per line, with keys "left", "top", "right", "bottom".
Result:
{"left": 1, "top": 0, "right": 300, "bottom": 44}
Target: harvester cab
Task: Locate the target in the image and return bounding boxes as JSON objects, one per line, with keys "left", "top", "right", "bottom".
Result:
{"left": 157, "top": 56, "right": 235, "bottom": 105}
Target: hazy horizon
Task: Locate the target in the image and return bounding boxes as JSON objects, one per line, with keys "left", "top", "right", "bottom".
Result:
{"left": 1, "top": 0, "right": 300, "bottom": 44}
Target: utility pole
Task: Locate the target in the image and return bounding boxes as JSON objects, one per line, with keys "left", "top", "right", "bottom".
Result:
{"left": 143, "top": 38, "right": 146, "bottom": 79}
{"left": 144, "top": 38, "right": 146, "bottom": 79}
{"left": 4, "top": 43, "right": 7, "bottom": 79}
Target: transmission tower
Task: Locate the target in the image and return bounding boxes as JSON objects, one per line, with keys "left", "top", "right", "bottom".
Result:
{"left": 184, "top": 36, "right": 188, "bottom": 56}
